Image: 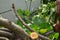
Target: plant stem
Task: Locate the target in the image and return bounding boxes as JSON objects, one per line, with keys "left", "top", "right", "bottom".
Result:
{"left": 29, "top": 0, "right": 32, "bottom": 12}
{"left": 25, "top": 0, "right": 29, "bottom": 10}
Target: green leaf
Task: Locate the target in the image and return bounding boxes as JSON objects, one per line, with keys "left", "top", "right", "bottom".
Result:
{"left": 16, "top": 20, "right": 23, "bottom": 27}
{"left": 25, "top": 0, "right": 28, "bottom": 2}
{"left": 40, "top": 22, "right": 50, "bottom": 29}
{"left": 32, "top": 15, "right": 42, "bottom": 25}
{"left": 17, "top": 9, "right": 23, "bottom": 16}
{"left": 23, "top": 10, "right": 30, "bottom": 16}
{"left": 53, "top": 33, "right": 59, "bottom": 39}
{"left": 40, "top": 29, "right": 48, "bottom": 34}
{"left": 30, "top": 0, "right": 34, "bottom": 2}
{"left": 30, "top": 23, "right": 40, "bottom": 32}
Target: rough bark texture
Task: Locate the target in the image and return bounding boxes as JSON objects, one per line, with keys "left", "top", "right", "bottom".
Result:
{"left": 54, "top": 0, "right": 60, "bottom": 23}
{"left": 0, "top": 18, "right": 50, "bottom": 40}
{"left": 0, "top": 18, "right": 31, "bottom": 40}
{"left": 0, "top": 37, "right": 9, "bottom": 40}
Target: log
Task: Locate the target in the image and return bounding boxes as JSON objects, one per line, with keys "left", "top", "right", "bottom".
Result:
{"left": 0, "top": 18, "right": 30, "bottom": 40}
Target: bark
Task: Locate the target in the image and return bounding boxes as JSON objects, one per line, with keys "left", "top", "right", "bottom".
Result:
{"left": 0, "top": 18, "right": 30, "bottom": 40}
{"left": 0, "top": 28, "right": 12, "bottom": 33}
{"left": 0, "top": 30, "right": 14, "bottom": 40}
{"left": 0, "top": 18, "right": 51, "bottom": 40}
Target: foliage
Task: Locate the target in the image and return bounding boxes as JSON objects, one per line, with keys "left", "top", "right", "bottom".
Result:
{"left": 42, "top": 0, "right": 56, "bottom": 4}
{"left": 16, "top": 0, "right": 59, "bottom": 40}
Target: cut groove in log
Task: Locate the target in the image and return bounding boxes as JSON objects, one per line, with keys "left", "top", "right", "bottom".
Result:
{"left": 0, "top": 30, "right": 14, "bottom": 39}
{"left": 0, "top": 37, "right": 9, "bottom": 40}
{"left": 0, "top": 28, "right": 12, "bottom": 33}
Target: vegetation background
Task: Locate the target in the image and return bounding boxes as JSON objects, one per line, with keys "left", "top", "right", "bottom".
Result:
{"left": 16, "top": 0, "right": 58, "bottom": 40}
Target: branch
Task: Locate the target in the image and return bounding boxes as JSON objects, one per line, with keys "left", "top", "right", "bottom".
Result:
{"left": 12, "top": 4, "right": 50, "bottom": 40}
{"left": 0, "top": 9, "right": 12, "bottom": 14}
{"left": 43, "top": 30, "right": 54, "bottom": 36}
{"left": 12, "top": 4, "right": 34, "bottom": 32}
